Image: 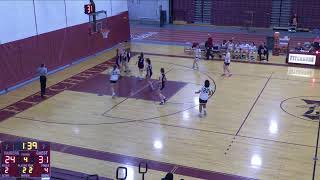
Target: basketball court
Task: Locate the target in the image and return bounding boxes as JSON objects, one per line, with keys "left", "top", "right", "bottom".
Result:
{"left": 1, "top": 1, "right": 320, "bottom": 179}
{"left": 1, "top": 38, "right": 320, "bottom": 179}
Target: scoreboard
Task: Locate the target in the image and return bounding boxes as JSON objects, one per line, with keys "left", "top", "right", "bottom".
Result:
{"left": 1, "top": 141, "right": 50, "bottom": 178}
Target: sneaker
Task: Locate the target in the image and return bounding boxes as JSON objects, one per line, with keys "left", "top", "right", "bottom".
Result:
{"left": 159, "top": 101, "right": 165, "bottom": 105}
{"left": 112, "top": 92, "right": 116, "bottom": 98}
{"left": 199, "top": 113, "right": 203, "bottom": 118}
{"left": 228, "top": 74, "right": 232, "bottom": 77}
{"left": 204, "top": 110, "right": 207, "bottom": 116}
{"left": 164, "top": 98, "right": 167, "bottom": 103}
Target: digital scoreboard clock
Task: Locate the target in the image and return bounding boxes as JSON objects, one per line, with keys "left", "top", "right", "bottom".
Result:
{"left": 1, "top": 141, "right": 50, "bottom": 178}
{"left": 84, "top": 4, "right": 95, "bottom": 14}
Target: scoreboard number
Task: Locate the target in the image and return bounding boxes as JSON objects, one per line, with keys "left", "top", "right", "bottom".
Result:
{"left": 38, "top": 155, "right": 49, "bottom": 164}
{"left": 5, "top": 156, "right": 16, "bottom": 164}
{"left": 22, "top": 142, "right": 38, "bottom": 150}
{"left": 5, "top": 167, "right": 9, "bottom": 174}
{"left": 22, "top": 166, "right": 33, "bottom": 174}
{"left": 84, "top": 4, "right": 95, "bottom": 14}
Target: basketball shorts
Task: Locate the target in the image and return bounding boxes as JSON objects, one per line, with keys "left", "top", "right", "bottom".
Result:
{"left": 199, "top": 98, "right": 208, "bottom": 104}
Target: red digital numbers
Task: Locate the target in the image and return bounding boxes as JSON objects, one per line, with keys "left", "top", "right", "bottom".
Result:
{"left": 84, "top": 4, "right": 95, "bottom": 14}
{"left": 43, "top": 167, "right": 49, "bottom": 173}
{"left": 38, "top": 156, "right": 49, "bottom": 164}
{"left": 5, "top": 156, "right": 16, "bottom": 164}
{"left": 4, "top": 167, "right": 9, "bottom": 174}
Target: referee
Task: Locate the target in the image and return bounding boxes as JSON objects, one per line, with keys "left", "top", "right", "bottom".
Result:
{"left": 37, "top": 64, "right": 47, "bottom": 98}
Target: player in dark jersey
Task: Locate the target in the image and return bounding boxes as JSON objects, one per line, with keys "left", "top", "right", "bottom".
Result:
{"left": 195, "top": 80, "right": 213, "bottom": 117}
{"left": 136, "top": 52, "right": 144, "bottom": 80}
{"left": 126, "top": 48, "right": 131, "bottom": 62}
{"left": 145, "top": 58, "right": 154, "bottom": 90}
{"left": 158, "top": 68, "right": 167, "bottom": 105}
{"left": 115, "top": 49, "right": 121, "bottom": 69}
{"left": 123, "top": 49, "right": 131, "bottom": 73}
{"left": 120, "top": 49, "right": 127, "bottom": 73}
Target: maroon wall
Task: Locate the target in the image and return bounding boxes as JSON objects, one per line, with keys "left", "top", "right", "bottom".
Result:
{"left": 0, "top": 12, "right": 130, "bottom": 91}
{"left": 211, "top": 0, "right": 272, "bottom": 28}
{"left": 292, "top": 0, "right": 320, "bottom": 29}
{"left": 172, "top": 0, "right": 194, "bottom": 23}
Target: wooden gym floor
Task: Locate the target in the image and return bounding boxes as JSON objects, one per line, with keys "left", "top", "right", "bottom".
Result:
{"left": 0, "top": 42, "right": 320, "bottom": 180}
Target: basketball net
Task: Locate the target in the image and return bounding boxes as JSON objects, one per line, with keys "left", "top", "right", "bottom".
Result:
{"left": 101, "top": 29, "right": 110, "bottom": 39}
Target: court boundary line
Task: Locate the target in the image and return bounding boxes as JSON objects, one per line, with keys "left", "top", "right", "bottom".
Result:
{"left": 143, "top": 121, "right": 315, "bottom": 148}
{"left": 13, "top": 114, "right": 314, "bottom": 148}
{"left": 312, "top": 117, "right": 320, "bottom": 180}
{"left": 235, "top": 73, "right": 273, "bottom": 136}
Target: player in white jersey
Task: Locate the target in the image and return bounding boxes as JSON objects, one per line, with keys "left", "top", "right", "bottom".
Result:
{"left": 193, "top": 44, "right": 201, "bottom": 69}
{"left": 195, "top": 80, "right": 213, "bottom": 117}
{"left": 109, "top": 65, "right": 120, "bottom": 98}
{"left": 222, "top": 49, "right": 232, "bottom": 77}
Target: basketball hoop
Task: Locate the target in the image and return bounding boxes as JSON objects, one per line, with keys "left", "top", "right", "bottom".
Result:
{"left": 101, "top": 29, "right": 110, "bottom": 39}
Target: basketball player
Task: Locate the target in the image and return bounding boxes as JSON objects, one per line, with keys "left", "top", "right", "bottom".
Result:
{"left": 193, "top": 44, "right": 201, "bottom": 69}
{"left": 109, "top": 65, "right": 120, "bottom": 98}
{"left": 195, "top": 80, "right": 213, "bottom": 117}
{"left": 222, "top": 49, "right": 232, "bottom": 77}
{"left": 126, "top": 48, "right": 131, "bottom": 62}
{"left": 136, "top": 52, "right": 145, "bottom": 80}
{"left": 145, "top": 58, "right": 154, "bottom": 90}
{"left": 158, "top": 68, "right": 167, "bottom": 105}
{"left": 123, "top": 49, "right": 131, "bottom": 73}
{"left": 115, "top": 49, "right": 121, "bottom": 69}
{"left": 120, "top": 49, "right": 127, "bottom": 73}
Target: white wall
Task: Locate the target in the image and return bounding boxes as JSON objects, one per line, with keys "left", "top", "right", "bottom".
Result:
{"left": 1, "top": 0, "right": 128, "bottom": 44}
{"left": 110, "top": 0, "right": 128, "bottom": 16}
{"left": 0, "top": 0, "right": 37, "bottom": 44}
{"left": 65, "top": 0, "right": 89, "bottom": 27}
{"left": 127, "top": 0, "right": 169, "bottom": 22}
{"left": 34, "top": 0, "right": 67, "bottom": 34}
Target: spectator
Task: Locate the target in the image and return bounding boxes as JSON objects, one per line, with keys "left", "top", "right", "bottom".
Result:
{"left": 289, "top": 13, "right": 298, "bottom": 27}
{"left": 313, "top": 36, "right": 320, "bottom": 51}
{"left": 295, "top": 42, "right": 304, "bottom": 51}
{"left": 258, "top": 42, "right": 269, "bottom": 61}
{"left": 289, "top": 13, "right": 298, "bottom": 32}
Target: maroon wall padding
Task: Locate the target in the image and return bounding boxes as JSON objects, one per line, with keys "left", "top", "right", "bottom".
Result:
{"left": 172, "top": 0, "right": 194, "bottom": 23}
{"left": 292, "top": 0, "right": 320, "bottom": 29}
{"left": 0, "top": 11, "right": 130, "bottom": 91}
{"left": 211, "top": 0, "right": 272, "bottom": 28}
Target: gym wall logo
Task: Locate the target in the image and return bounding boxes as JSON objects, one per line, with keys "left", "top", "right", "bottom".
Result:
{"left": 280, "top": 97, "right": 320, "bottom": 121}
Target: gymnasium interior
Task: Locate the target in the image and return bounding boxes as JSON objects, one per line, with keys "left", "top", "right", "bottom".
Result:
{"left": 1, "top": 0, "right": 320, "bottom": 179}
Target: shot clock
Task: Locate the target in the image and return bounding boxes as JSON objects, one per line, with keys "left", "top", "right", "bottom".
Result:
{"left": 1, "top": 141, "right": 50, "bottom": 178}
{"left": 84, "top": 3, "right": 95, "bottom": 14}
